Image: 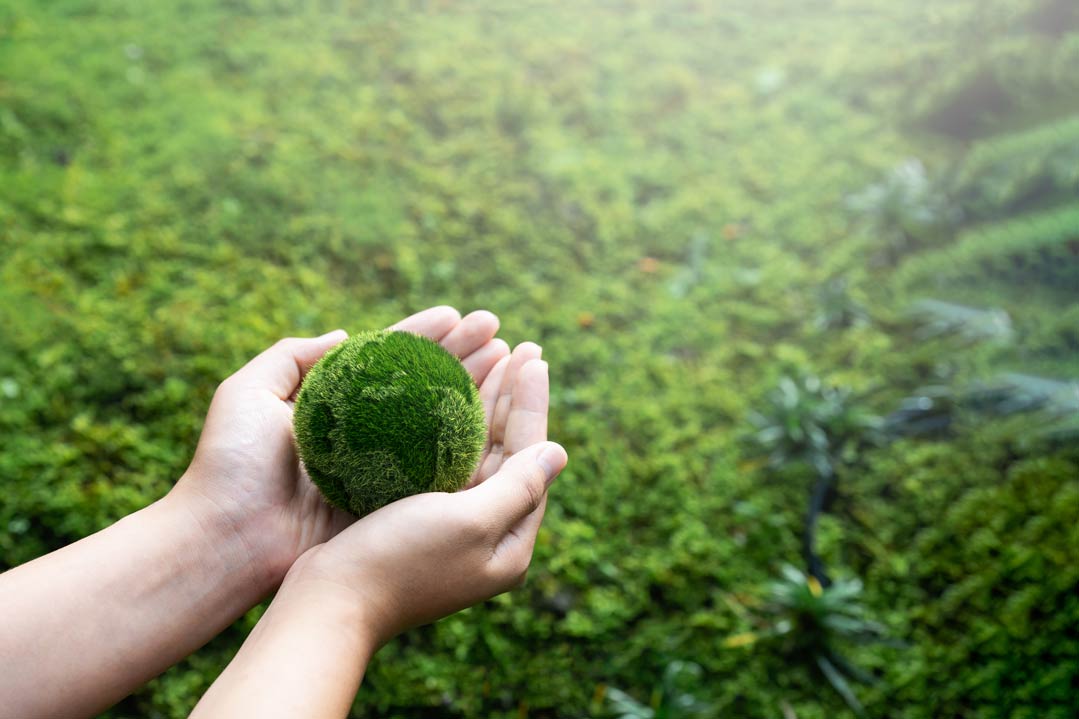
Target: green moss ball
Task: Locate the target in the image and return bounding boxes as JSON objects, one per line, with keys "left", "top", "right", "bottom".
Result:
{"left": 293, "top": 329, "right": 486, "bottom": 516}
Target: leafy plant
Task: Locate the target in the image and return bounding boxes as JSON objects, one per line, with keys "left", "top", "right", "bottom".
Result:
{"left": 846, "top": 160, "right": 956, "bottom": 263}
{"left": 750, "top": 375, "right": 882, "bottom": 583}
{"left": 750, "top": 375, "right": 883, "bottom": 479}
{"left": 726, "top": 565, "right": 886, "bottom": 717}
{"left": 814, "top": 278, "right": 870, "bottom": 332}
{"left": 965, "top": 372, "right": 1076, "bottom": 417}
{"left": 890, "top": 372, "right": 1079, "bottom": 444}
{"left": 604, "top": 661, "right": 712, "bottom": 719}
{"left": 886, "top": 295, "right": 1078, "bottom": 444}
{"left": 906, "top": 299, "right": 1013, "bottom": 345}
{"left": 884, "top": 385, "right": 961, "bottom": 439}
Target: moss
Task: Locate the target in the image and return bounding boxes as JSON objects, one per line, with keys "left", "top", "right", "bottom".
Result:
{"left": 8, "top": 1, "right": 1079, "bottom": 715}
{"left": 293, "top": 330, "right": 486, "bottom": 516}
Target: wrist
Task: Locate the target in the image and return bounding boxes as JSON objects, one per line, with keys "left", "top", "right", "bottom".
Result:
{"left": 276, "top": 548, "right": 384, "bottom": 655}
{"left": 161, "top": 480, "right": 284, "bottom": 597}
{"left": 279, "top": 547, "right": 391, "bottom": 652}
{"left": 190, "top": 547, "right": 379, "bottom": 719}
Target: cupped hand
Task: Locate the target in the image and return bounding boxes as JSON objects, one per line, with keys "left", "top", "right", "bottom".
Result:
{"left": 171, "top": 306, "right": 510, "bottom": 588}
{"left": 286, "top": 344, "right": 567, "bottom": 647}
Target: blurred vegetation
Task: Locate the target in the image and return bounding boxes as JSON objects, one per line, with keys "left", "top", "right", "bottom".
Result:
{"left": 2, "top": 0, "right": 1078, "bottom": 717}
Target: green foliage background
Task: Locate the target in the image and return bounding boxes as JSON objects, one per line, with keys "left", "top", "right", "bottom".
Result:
{"left": 1, "top": 0, "right": 1077, "bottom": 717}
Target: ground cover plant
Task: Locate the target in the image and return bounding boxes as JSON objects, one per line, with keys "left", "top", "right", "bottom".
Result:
{"left": 2, "top": 0, "right": 1077, "bottom": 716}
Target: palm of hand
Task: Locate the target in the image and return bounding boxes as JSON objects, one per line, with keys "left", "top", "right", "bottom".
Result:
{"left": 176, "top": 307, "right": 516, "bottom": 585}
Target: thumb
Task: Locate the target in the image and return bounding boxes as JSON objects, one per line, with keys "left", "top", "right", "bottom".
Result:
{"left": 467, "top": 442, "right": 567, "bottom": 528}
{"left": 233, "top": 330, "right": 349, "bottom": 399}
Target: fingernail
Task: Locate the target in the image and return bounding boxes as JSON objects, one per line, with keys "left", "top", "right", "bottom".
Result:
{"left": 318, "top": 329, "right": 347, "bottom": 341}
{"left": 537, "top": 442, "right": 566, "bottom": 487}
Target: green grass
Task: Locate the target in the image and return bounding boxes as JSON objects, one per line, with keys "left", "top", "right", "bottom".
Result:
{"left": 294, "top": 330, "right": 485, "bottom": 517}
{"left": 2, "top": 0, "right": 1077, "bottom": 717}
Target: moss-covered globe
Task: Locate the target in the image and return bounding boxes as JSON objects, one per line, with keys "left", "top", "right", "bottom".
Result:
{"left": 293, "top": 329, "right": 486, "bottom": 516}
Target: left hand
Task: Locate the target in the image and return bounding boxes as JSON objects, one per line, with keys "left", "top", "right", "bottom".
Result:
{"left": 170, "top": 306, "right": 509, "bottom": 589}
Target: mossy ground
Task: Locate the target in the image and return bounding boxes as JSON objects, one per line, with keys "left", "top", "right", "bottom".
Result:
{"left": 293, "top": 330, "right": 485, "bottom": 517}
{"left": 1, "top": 0, "right": 1077, "bottom": 717}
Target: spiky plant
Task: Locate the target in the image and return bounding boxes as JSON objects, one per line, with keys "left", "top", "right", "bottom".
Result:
{"left": 814, "top": 278, "right": 870, "bottom": 332}
{"left": 846, "top": 159, "right": 956, "bottom": 263}
{"left": 888, "top": 373, "right": 1079, "bottom": 442}
{"left": 750, "top": 375, "right": 883, "bottom": 582}
{"left": 884, "top": 384, "right": 960, "bottom": 438}
{"left": 293, "top": 330, "right": 486, "bottom": 516}
{"left": 885, "top": 298, "right": 1077, "bottom": 442}
{"left": 907, "top": 299, "right": 1013, "bottom": 345}
{"left": 750, "top": 375, "right": 882, "bottom": 479}
{"left": 604, "top": 661, "right": 712, "bottom": 719}
{"left": 725, "top": 565, "right": 886, "bottom": 717}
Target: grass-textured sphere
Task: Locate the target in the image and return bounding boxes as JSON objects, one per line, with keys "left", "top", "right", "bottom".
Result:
{"left": 293, "top": 330, "right": 486, "bottom": 516}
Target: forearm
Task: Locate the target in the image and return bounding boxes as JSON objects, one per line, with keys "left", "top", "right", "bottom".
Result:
{"left": 191, "top": 557, "right": 376, "bottom": 719}
{"left": 0, "top": 488, "right": 276, "bottom": 718}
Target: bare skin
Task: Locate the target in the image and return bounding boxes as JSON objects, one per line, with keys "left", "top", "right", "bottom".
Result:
{"left": 191, "top": 346, "right": 563, "bottom": 717}
{"left": 0, "top": 306, "right": 564, "bottom": 719}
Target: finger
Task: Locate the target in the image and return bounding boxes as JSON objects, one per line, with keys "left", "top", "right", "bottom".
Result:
{"left": 466, "top": 442, "right": 566, "bottom": 529}
{"left": 513, "top": 493, "right": 548, "bottom": 543}
{"left": 496, "top": 493, "right": 548, "bottom": 570}
{"left": 466, "top": 354, "right": 512, "bottom": 488}
{"left": 462, "top": 338, "right": 510, "bottom": 387}
{"left": 440, "top": 310, "right": 500, "bottom": 360}
{"left": 489, "top": 338, "right": 539, "bottom": 444}
{"left": 502, "top": 359, "right": 549, "bottom": 457}
{"left": 389, "top": 305, "right": 461, "bottom": 341}
{"left": 233, "top": 330, "right": 348, "bottom": 400}
{"left": 478, "top": 358, "right": 547, "bottom": 482}
{"left": 478, "top": 344, "right": 543, "bottom": 480}
{"left": 479, "top": 354, "right": 510, "bottom": 427}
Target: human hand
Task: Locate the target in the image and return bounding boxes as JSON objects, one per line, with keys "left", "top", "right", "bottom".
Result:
{"left": 171, "top": 306, "right": 510, "bottom": 590}
{"left": 283, "top": 345, "right": 566, "bottom": 647}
